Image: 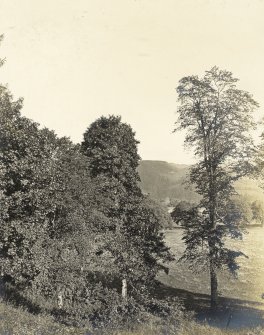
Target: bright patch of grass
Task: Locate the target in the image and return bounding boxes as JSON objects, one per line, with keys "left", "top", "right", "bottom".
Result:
{"left": 159, "top": 228, "right": 264, "bottom": 304}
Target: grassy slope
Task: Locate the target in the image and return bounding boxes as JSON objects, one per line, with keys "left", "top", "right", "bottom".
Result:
{"left": 158, "top": 229, "right": 264, "bottom": 303}
{"left": 156, "top": 228, "right": 264, "bottom": 332}
{"left": 1, "top": 229, "right": 264, "bottom": 334}
{"left": 0, "top": 301, "right": 263, "bottom": 334}
{"left": 0, "top": 301, "right": 89, "bottom": 335}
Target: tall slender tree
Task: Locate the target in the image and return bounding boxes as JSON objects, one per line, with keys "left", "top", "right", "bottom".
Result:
{"left": 175, "top": 67, "right": 258, "bottom": 307}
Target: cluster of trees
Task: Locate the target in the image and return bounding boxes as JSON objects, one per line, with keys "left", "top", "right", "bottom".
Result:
{"left": 171, "top": 196, "right": 264, "bottom": 228}
{"left": 0, "top": 82, "right": 175, "bottom": 326}
{"left": 228, "top": 196, "right": 264, "bottom": 226}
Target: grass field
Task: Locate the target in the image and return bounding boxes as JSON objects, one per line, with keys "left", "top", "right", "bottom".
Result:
{"left": 157, "top": 227, "right": 264, "bottom": 329}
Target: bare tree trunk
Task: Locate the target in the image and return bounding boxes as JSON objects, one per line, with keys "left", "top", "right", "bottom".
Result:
{"left": 122, "top": 278, "right": 127, "bottom": 301}
{"left": 210, "top": 262, "right": 218, "bottom": 308}
{"left": 0, "top": 276, "right": 4, "bottom": 301}
{"left": 209, "top": 233, "right": 218, "bottom": 308}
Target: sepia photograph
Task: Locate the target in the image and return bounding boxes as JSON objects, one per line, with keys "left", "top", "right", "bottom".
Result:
{"left": 0, "top": 0, "right": 264, "bottom": 334}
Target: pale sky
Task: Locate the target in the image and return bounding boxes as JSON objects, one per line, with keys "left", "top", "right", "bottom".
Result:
{"left": 0, "top": 0, "right": 263, "bottom": 164}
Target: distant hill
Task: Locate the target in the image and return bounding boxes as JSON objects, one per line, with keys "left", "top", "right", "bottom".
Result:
{"left": 234, "top": 177, "right": 264, "bottom": 201}
{"left": 138, "top": 160, "right": 200, "bottom": 205}
{"left": 138, "top": 160, "right": 264, "bottom": 205}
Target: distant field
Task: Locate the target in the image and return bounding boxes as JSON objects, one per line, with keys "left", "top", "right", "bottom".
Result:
{"left": 157, "top": 227, "right": 264, "bottom": 329}
{"left": 158, "top": 227, "right": 264, "bottom": 303}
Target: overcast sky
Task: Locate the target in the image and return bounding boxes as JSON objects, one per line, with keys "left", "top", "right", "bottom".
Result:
{"left": 0, "top": 0, "right": 263, "bottom": 164}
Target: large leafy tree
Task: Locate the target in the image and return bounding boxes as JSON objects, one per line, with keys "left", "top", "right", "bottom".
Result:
{"left": 81, "top": 115, "right": 171, "bottom": 300}
{"left": 175, "top": 67, "right": 258, "bottom": 307}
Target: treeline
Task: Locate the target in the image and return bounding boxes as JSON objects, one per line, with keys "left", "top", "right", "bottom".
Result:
{"left": 228, "top": 196, "right": 264, "bottom": 227}
{"left": 0, "top": 85, "right": 177, "bottom": 329}
{"left": 171, "top": 196, "right": 264, "bottom": 228}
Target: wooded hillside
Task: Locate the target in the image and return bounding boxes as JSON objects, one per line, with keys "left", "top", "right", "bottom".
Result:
{"left": 138, "top": 160, "right": 264, "bottom": 206}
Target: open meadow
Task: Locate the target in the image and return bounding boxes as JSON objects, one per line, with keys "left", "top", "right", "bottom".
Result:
{"left": 157, "top": 227, "right": 264, "bottom": 329}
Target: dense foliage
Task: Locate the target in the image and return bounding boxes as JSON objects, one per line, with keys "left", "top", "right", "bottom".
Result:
{"left": 0, "top": 97, "right": 176, "bottom": 328}
{"left": 0, "top": 88, "right": 105, "bottom": 322}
